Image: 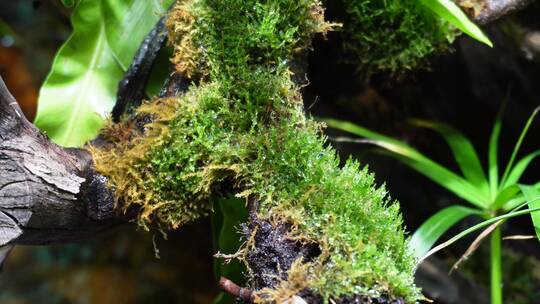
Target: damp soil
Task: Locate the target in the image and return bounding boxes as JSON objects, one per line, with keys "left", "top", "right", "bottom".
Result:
{"left": 241, "top": 210, "right": 406, "bottom": 304}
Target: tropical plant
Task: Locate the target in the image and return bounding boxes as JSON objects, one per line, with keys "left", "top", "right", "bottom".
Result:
{"left": 326, "top": 107, "right": 540, "bottom": 304}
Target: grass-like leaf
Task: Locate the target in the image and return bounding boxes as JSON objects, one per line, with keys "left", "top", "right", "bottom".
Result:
{"left": 488, "top": 114, "right": 502, "bottom": 197}
{"left": 410, "top": 205, "right": 481, "bottom": 260}
{"left": 492, "top": 185, "right": 521, "bottom": 209}
{"left": 411, "top": 119, "right": 489, "bottom": 197}
{"left": 502, "top": 150, "right": 540, "bottom": 189}
{"left": 500, "top": 107, "right": 540, "bottom": 187}
{"left": 419, "top": 0, "right": 492, "bottom": 47}
{"left": 326, "top": 119, "right": 489, "bottom": 208}
{"left": 419, "top": 205, "right": 540, "bottom": 263}
{"left": 519, "top": 185, "right": 540, "bottom": 243}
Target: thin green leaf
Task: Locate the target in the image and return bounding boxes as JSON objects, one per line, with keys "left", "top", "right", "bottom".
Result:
{"left": 34, "top": 0, "right": 123, "bottom": 147}
{"left": 411, "top": 119, "right": 489, "bottom": 197}
{"left": 419, "top": 205, "right": 540, "bottom": 263}
{"left": 102, "top": 0, "right": 174, "bottom": 71}
{"left": 500, "top": 107, "right": 540, "bottom": 187}
{"left": 503, "top": 183, "right": 540, "bottom": 211}
{"left": 420, "top": 0, "right": 493, "bottom": 47}
{"left": 492, "top": 185, "right": 521, "bottom": 210}
{"left": 326, "top": 119, "right": 489, "bottom": 208}
{"left": 519, "top": 185, "right": 540, "bottom": 243}
{"left": 502, "top": 150, "right": 540, "bottom": 189}
{"left": 488, "top": 114, "right": 502, "bottom": 197}
{"left": 410, "top": 205, "right": 482, "bottom": 260}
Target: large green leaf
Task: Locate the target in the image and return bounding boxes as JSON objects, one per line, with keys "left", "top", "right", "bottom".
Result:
{"left": 325, "top": 119, "right": 489, "bottom": 208}
{"left": 410, "top": 205, "right": 481, "bottom": 260}
{"left": 420, "top": 0, "right": 492, "bottom": 47}
{"left": 34, "top": 0, "right": 123, "bottom": 147}
{"left": 102, "top": 0, "right": 174, "bottom": 71}
{"left": 411, "top": 119, "right": 489, "bottom": 197}
{"left": 519, "top": 185, "right": 540, "bottom": 243}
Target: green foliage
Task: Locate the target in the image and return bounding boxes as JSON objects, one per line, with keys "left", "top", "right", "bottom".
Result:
{"left": 409, "top": 206, "right": 481, "bottom": 259}
{"left": 168, "top": 0, "right": 333, "bottom": 77}
{"left": 340, "top": 0, "right": 457, "bottom": 76}
{"left": 461, "top": 246, "right": 540, "bottom": 304}
{"left": 102, "top": 0, "right": 174, "bottom": 70}
{"left": 420, "top": 0, "right": 492, "bottom": 46}
{"left": 326, "top": 107, "right": 540, "bottom": 303}
{"left": 35, "top": 0, "right": 123, "bottom": 147}
{"left": 35, "top": 0, "right": 171, "bottom": 147}
{"left": 95, "top": 0, "right": 420, "bottom": 301}
{"left": 520, "top": 185, "right": 540, "bottom": 243}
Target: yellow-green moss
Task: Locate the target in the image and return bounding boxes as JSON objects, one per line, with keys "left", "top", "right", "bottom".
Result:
{"left": 93, "top": 0, "right": 421, "bottom": 302}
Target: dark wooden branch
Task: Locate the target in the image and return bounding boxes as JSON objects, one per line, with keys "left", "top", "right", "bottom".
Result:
{"left": 0, "top": 76, "right": 127, "bottom": 246}
{"left": 111, "top": 15, "right": 170, "bottom": 122}
{"left": 472, "top": 0, "right": 535, "bottom": 24}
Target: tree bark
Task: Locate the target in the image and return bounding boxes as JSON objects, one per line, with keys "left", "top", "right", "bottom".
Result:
{"left": 472, "top": 0, "right": 535, "bottom": 24}
{"left": 0, "top": 76, "right": 124, "bottom": 247}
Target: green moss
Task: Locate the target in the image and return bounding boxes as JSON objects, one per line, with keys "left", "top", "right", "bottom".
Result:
{"left": 94, "top": 0, "right": 421, "bottom": 302}
{"left": 340, "top": 0, "right": 457, "bottom": 77}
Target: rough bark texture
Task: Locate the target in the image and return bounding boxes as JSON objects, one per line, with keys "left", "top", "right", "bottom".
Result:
{"left": 0, "top": 76, "right": 124, "bottom": 246}
{"left": 473, "top": 0, "right": 535, "bottom": 24}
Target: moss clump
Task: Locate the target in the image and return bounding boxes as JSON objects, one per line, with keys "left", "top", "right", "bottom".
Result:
{"left": 93, "top": 0, "right": 421, "bottom": 302}
{"left": 168, "top": 0, "right": 334, "bottom": 78}
{"left": 340, "top": 0, "right": 457, "bottom": 76}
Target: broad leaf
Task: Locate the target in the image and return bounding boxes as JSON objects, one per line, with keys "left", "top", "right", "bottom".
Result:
{"left": 410, "top": 205, "right": 481, "bottom": 260}
{"left": 420, "top": 0, "right": 492, "bottom": 47}
{"left": 326, "top": 119, "right": 489, "bottom": 208}
{"left": 34, "top": 0, "right": 123, "bottom": 147}
{"left": 411, "top": 119, "right": 489, "bottom": 197}
{"left": 102, "top": 0, "right": 174, "bottom": 70}
{"left": 519, "top": 185, "right": 540, "bottom": 243}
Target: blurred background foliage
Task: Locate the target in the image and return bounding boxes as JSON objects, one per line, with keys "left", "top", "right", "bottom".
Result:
{"left": 0, "top": 1, "right": 539, "bottom": 303}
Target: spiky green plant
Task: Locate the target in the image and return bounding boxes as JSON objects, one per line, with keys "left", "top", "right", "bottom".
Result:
{"left": 326, "top": 107, "right": 540, "bottom": 304}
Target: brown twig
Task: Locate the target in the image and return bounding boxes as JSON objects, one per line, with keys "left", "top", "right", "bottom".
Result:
{"left": 449, "top": 220, "right": 503, "bottom": 274}
{"left": 219, "top": 277, "right": 254, "bottom": 303}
